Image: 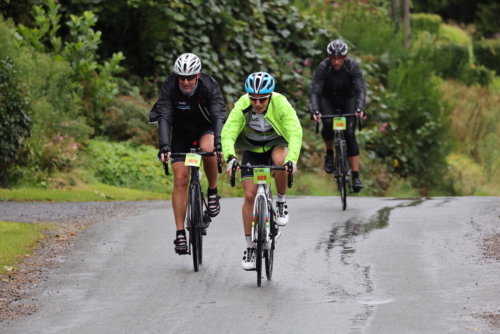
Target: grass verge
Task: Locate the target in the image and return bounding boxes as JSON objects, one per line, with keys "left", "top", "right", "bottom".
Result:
{"left": 0, "top": 221, "right": 49, "bottom": 275}
{"left": 0, "top": 169, "right": 431, "bottom": 203}
{"left": 0, "top": 183, "right": 167, "bottom": 202}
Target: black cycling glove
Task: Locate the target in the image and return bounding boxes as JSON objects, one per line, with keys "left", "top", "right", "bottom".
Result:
{"left": 214, "top": 142, "right": 222, "bottom": 153}
{"left": 158, "top": 146, "right": 171, "bottom": 160}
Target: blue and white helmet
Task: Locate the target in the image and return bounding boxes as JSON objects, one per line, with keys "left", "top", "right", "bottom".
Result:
{"left": 245, "top": 72, "right": 275, "bottom": 94}
{"left": 174, "top": 53, "right": 202, "bottom": 75}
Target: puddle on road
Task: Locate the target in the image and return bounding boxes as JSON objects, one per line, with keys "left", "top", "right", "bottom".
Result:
{"left": 316, "top": 198, "right": 434, "bottom": 331}
{"left": 322, "top": 197, "right": 429, "bottom": 253}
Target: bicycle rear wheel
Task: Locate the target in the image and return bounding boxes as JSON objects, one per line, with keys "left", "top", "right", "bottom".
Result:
{"left": 256, "top": 196, "right": 266, "bottom": 287}
{"left": 265, "top": 203, "right": 275, "bottom": 280}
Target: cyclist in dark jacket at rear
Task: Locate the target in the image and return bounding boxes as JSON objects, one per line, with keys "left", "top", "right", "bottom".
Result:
{"left": 309, "top": 39, "right": 367, "bottom": 192}
{"left": 149, "top": 53, "right": 226, "bottom": 254}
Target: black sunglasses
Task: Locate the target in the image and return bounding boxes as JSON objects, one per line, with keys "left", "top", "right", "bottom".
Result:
{"left": 178, "top": 74, "right": 197, "bottom": 82}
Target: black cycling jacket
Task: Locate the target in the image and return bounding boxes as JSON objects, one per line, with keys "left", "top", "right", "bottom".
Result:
{"left": 309, "top": 57, "right": 366, "bottom": 114}
{"left": 149, "top": 73, "right": 226, "bottom": 149}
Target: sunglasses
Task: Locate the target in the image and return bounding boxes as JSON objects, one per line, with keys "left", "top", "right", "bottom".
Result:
{"left": 249, "top": 94, "right": 271, "bottom": 103}
{"left": 178, "top": 74, "right": 197, "bottom": 82}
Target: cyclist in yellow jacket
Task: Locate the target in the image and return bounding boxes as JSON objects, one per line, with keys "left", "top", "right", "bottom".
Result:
{"left": 221, "top": 72, "right": 302, "bottom": 270}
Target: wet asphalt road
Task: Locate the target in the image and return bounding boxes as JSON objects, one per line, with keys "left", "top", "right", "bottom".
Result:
{"left": 1, "top": 196, "right": 499, "bottom": 333}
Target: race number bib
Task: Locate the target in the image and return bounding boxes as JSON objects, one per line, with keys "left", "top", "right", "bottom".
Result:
{"left": 254, "top": 168, "right": 271, "bottom": 184}
{"left": 333, "top": 117, "right": 346, "bottom": 130}
{"left": 184, "top": 153, "right": 202, "bottom": 167}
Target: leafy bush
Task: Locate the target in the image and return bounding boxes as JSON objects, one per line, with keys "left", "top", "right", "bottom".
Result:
{"left": 475, "top": 2, "right": 500, "bottom": 39}
{"left": 88, "top": 140, "right": 170, "bottom": 192}
{"left": 432, "top": 43, "right": 470, "bottom": 79}
{"left": 441, "top": 81, "right": 500, "bottom": 184}
{"left": 367, "top": 47, "right": 453, "bottom": 192}
{"left": 459, "top": 64, "right": 494, "bottom": 86}
{"left": 16, "top": 0, "right": 125, "bottom": 132}
{"left": 0, "top": 15, "right": 93, "bottom": 187}
{"left": 102, "top": 80, "right": 157, "bottom": 146}
{"left": 437, "top": 24, "right": 471, "bottom": 46}
{"left": 411, "top": 13, "right": 442, "bottom": 35}
{"left": 53, "top": 0, "right": 328, "bottom": 111}
{"left": 0, "top": 57, "right": 31, "bottom": 186}
{"left": 473, "top": 39, "right": 500, "bottom": 75}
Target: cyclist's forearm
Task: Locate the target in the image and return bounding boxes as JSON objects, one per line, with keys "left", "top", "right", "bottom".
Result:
{"left": 158, "top": 118, "right": 171, "bottom": 148}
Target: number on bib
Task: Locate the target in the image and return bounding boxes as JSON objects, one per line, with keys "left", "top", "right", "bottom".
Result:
{"left": 254, "top": 168, "right": 271, "bottom": 184}
{"left": 184, "top": 153, "right": 202, "bottom": 167}
{"left": 333, "top": 117, "right": 347, "bottom": 130}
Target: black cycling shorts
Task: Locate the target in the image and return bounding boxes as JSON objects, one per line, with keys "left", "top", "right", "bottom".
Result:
{"left": 171, "top": 125, "right": 214, "bottom": 164}
{"left": 240, "top": 147, "right": 279, "bottom": 182}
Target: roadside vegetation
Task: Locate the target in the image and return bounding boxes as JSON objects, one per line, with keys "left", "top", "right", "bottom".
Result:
{"left": 0, "top": 221, "right": 48, "bottom": 275}
{"left": 1, "top": 0, "right": 499, "bottom": 201}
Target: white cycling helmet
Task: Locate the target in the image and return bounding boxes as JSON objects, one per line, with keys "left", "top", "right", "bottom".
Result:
{"left": 174, "top": 53, "right": 202, "bottom": 75}
{"left": 327, "top": 39, "right": 349, "bottom": 56}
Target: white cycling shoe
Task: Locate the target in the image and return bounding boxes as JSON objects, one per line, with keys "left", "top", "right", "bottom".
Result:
{"left": 242, "top": 247, "right": 256, "bottom": 270}
{"left": 276, "top": 202, "right": 289, "bottom": 226}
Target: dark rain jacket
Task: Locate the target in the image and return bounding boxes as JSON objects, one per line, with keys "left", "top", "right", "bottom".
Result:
{"left": 149, "top": 73, "right": 226, "bottom": 149}
{"left": 309, "top": 57, "right": 366, "bottom": 114}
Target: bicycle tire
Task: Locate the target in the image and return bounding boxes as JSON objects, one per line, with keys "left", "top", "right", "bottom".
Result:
{"left": 189, "top": 183, "right": 201, "bottom": 272}
{"left": 197, "top": 193, "right": 203, "bottom": 266}
{"left": 256, "top": 196, "right": 265, "bottom": 287}
{"left": 265, "top": 203, "right": 275, "bottom": 280}
{"left": 336, "top": 140, "right": 347, "bottom": 211}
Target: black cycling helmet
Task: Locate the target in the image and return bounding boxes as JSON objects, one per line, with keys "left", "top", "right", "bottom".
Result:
{"left": 326, "top": 39, "right": 348, "bottom": 56}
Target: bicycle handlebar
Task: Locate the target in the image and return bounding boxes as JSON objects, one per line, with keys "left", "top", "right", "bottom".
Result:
{"left": 162, "top": 151, "right": 223, "bottom": 176}
{"left": 313, "top": 112, "right": 363, "bottom": 133}
{"left": 229, "top": 161, "right": 294, "bottom": 189}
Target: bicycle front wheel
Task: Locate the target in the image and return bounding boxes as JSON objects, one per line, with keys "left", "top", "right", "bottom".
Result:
{"left": 336, "top": 142, "right": 347, "bottom": 211}
{"left": 265, "top": 203, "right": 275, "bottom": 280}
{"left": 256, "top": 196, "right": 266, "bottom": 287}
{"left": 189, "top": 183, "right": 203, "bottom": 272}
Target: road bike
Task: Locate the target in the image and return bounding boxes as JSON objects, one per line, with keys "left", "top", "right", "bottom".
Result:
{"left": 163, "top": 143, "right": 222, "bottom": 272}
{"left": 229, "top": 160, "right": 293, "bottom": 287}
{"left": 315, "top": 110, "right": 362, "bottom": 210}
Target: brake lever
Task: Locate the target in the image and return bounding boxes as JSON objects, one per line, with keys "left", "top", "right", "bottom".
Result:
{"left": 313, "top": 112, "right": 320, "bottom": 134}
{"left": 286, "top": 161, "right": 294, "bottom": 188}
{"left": 163, "top": 162, "right": 169, "bottom": 176}
{"left": 216, "top": 152, "right": 222, "bottom": 174}
{"left": 229, "top": 161, "right": 239, "bottom": 187}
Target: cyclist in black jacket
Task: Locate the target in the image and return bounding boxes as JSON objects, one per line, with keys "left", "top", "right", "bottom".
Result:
{"left": 309, "top": 39, "right": 367, "bottom": 192}
{"left": 149, "top": 53, "right": 226, "bottom": 254}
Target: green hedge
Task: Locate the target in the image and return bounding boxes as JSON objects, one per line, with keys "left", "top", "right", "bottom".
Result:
{"left": 473, "top": 39, "right": 500, "bottom": 75}
{"left": 433, "top": 43, "right": 469, "bottom": 79}
{"left": 88, "top": 140, "right": 170, "bottom": 193}
{"left": 460, "top": 64, "right": 494, "bottom": 86}
{"left": 438, "top": 24, "right": 471, "bottom": 46}
{"left": 0, "top": 57, "right": 31, "bottom": 186}
{"left": 411, "top": 13, "right": 442, "bottom": 35}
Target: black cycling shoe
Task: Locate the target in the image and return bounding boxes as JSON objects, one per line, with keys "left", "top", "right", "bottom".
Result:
{"left": 207, "top": 194, "right": 221, "bottom": 218}
{"left": 324, "top": 155, "right": 334, "bottom": 174}
{"left": 173, "top": 234, "right": 188, "bottom": 254}
{"left": 352, "top": 178, "right": 363, "bottom": 193}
